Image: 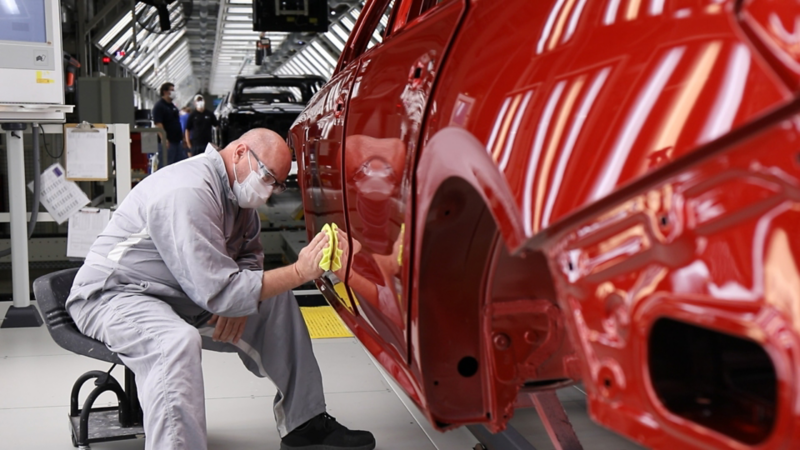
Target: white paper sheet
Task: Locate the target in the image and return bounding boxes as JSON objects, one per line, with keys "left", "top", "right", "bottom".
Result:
{"left": 67, "top": 208, "right": 111, "bottom": 258}
{"left": 28, "top": 163, "right": 90, "bottom": 224}
{"left": 141, "top": 131, "right": 158, "bottom": 154}
{"left": 65, "top": 126, "right": 108, "bottom": 180}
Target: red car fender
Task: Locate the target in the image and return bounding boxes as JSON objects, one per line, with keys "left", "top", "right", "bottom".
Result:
{"left": 415, "top": 126, "right": 526, "bottom": 253}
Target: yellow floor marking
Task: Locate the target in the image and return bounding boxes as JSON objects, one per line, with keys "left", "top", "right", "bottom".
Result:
{"left": 300, "top": 306, "right": 353, "bottom": 339}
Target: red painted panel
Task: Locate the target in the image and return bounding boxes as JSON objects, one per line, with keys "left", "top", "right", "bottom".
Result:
{"left": 341, "top": 0, "right": 465, "bottom": 364}
{"left": 543, "top": 108, "right": 800, "bottom": 449}
{"left": 425, "top": 0, "right": 790, "bottom": 240}
{"left": 293, "top": 0, "right": 800, "bottom": 446}
{"left": 293, "top": 62, "right": 361, "bottom": 312}
{"left": 739, "top": 0, "right": 800, "bottom": 90}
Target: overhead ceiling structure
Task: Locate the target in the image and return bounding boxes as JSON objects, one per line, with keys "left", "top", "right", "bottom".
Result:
{"left": 94, "top": 0, "right": 365, "bottom": 100}
{"left": 208, "top": 0, "right": 361, "bottom": 96}
{"left": 95, "top": 1, "right": 197, "bottom": 103}
{"left": 207, "top": 0, "right": 289, "bottom": 95}
{"left": 185, "top": 0, "right": 220, "bottom": 93}
{"left": 274, "top": 3, "right": 392, "bottom": 78}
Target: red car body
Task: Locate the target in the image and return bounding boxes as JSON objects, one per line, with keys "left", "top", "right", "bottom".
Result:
{"left": 289, "top": 0, "right": 800, "bottom": 448}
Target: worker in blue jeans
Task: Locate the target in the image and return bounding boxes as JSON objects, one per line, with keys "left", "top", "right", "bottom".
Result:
{"left": 152, "top": 82, "right": 186, "bottom": 165}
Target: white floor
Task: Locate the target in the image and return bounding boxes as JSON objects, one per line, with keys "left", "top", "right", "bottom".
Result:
{"left": 0, "top": 301, "right": 645, "bottom": 450}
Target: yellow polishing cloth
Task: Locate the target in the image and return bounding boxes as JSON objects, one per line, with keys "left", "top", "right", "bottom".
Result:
{"left": 397, "top": 223, "right": 405, "bottom": 267}
{"left": 318, "top": 223, "right": 334, "bottom": 271}
{"left": 331, "top": 223, "right": 343, "bottom": 272}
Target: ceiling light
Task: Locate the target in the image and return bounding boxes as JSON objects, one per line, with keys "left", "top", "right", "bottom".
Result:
{"left": 322, "top": 32, "right": 345, "bottom": 52}
{"left": 331, "top": 24, "right": 349, "bottom": 42}
{"left": 291, "top": 57, "right": 315, "bottom": 75}
{"left": 296, "top": 53, "right": 326, "bottom": 77}
{"left": 311, "top": 41, "right": 338, "bottom": 66}
{"left": 108, "top": 29, "right": 133, "bottom": 53}
{"left": 98, "top": 14, "right": 133, "bottom": 47}
{"left": 305, "top": 46, "right": 332, "bottom": 71}
{"left": 340, "top": 17, "right": 354, "bottom": 30}
{"left": 222, "top": 29, "right": 259, "bottom": 35}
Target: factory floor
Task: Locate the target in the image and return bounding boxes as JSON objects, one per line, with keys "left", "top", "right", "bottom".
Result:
{"left": 0, "top": 301, "right": 645, "bottom": 450}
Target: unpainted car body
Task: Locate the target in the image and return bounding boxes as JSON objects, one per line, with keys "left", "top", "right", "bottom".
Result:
{"left": 290, "top": 0, "right": 800, "bottom": 448}
{"left": 215, "top": 74, "right": 325, "bottom": 146}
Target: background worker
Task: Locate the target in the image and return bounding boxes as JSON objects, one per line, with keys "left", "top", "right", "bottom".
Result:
{"left": 65, "top": 128, "right": 376, "bottom": 450}
{"left": 185, "top": 94, "right": 219, "bottom": 156}
{"left": 180, "top": 106, "right": 191, "bottom": 157}
{"left": 179, "top": 106, "right": 191, "bottom": 133}
{"left": 152, "top": 82, "right": 186, "bottom": 165}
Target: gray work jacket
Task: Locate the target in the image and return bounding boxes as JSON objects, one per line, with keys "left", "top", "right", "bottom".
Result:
{"left": 67, "top": 145, "right": 264, "bottom": 319}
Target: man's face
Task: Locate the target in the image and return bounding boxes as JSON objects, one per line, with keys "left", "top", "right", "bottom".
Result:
{"left": 195, "top": 99, "right": 205, "bottom": 111}
{"left": 235, "top": 145, "right": 290, "bottom": 188}
{"left": 257, "top": 147, "right": 291, "bottom": 184}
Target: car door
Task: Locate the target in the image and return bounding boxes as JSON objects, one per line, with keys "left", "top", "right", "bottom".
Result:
{"left": 340, "top": 0, "right": 467, "bottom": 361}
{"left": 294, "top": 63, "right": 361, "bottom": 314}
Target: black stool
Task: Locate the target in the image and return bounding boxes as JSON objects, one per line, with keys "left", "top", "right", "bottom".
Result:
{"left": 33, "top": 268, "right": 145, "bottom": 449}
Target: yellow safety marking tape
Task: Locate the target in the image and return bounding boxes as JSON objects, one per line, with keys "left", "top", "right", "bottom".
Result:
{"left": 300, "top": 306, "right": 353, "bottom": 339}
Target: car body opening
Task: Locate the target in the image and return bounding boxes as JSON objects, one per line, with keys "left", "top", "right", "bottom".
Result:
{"left": 649, "top": 318, "right": 777, "bottom": 445}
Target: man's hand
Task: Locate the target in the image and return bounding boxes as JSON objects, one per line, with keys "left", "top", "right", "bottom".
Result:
{"left": 208, "top": 315, "right": 248, "bottom": 344}
{"left": 293, "top": 229, "right": 329, "bottom": 282}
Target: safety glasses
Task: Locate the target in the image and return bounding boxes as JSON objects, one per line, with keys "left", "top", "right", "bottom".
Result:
{"left": 248, "top": 149, "right": 287, "bottom": 194}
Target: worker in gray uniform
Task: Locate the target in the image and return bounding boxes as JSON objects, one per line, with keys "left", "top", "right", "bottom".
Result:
{"left": 65, "top": 128, "right": 375, "bottom": 450}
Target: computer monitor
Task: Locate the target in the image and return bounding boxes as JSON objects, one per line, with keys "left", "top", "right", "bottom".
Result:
{"left": 0, "top": 0, "right": 55, "bottom": 71}
{"left": 0, "top": 0, "right": 67, "bottom": 120}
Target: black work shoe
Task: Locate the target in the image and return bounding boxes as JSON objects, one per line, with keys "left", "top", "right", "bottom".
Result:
{"left": 280, "top": 413, "right": 376, "bottom": 450}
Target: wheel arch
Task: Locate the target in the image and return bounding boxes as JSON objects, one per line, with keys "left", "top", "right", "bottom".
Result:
{"left": 415, "top": 126, "right": 525, "bottom": 254}
{"left": 410, "top": 127, "right": 525, "bottom": 427}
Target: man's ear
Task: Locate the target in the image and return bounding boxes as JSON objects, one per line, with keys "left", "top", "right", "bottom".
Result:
{"left": 232, "top": 143, "right": 246, "bottom": 163}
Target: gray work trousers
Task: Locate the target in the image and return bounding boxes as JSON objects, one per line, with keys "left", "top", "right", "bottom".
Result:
{"left": 67, "top": 290, "right": 327, "bottom": 450}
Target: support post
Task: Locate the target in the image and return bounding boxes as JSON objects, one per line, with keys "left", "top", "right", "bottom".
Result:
{"left": 2, "top": 125, "right": 43, "bottom": 328}
{"left": 110, "top": 124, "right": 131, "bottom": 204}
{"left": 77, "top": 0, "right": 87, "bottom": 77}
{"left": 529, "top": 391, "right": 583, "bottom": 450}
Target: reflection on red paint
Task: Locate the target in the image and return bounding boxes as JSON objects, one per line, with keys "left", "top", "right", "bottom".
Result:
{"left": 294, "top": 0, "right": 800, "bottom": 448}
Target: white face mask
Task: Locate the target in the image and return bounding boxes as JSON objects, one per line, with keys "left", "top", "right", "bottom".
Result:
{"left": 196, "top": 101, "right": 205, "bottom": 110}
{"left": 232, "top": 152, "right": 273, "bottom": 209}
{"left": 168, "top": 91, "right": 176, "bottom": 100}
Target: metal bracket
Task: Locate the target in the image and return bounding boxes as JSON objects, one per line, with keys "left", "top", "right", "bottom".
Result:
{"left": 0, "top": 104, "right": 75, "bottom": 123}
{"left": 467, "top": 424, "right": 538, "bottom": 450}
{"left": 527, "top": 391, "right": 583, "bottom": 450}
{"left": 468, "top": 390, "right": 583, "bottom": 450}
